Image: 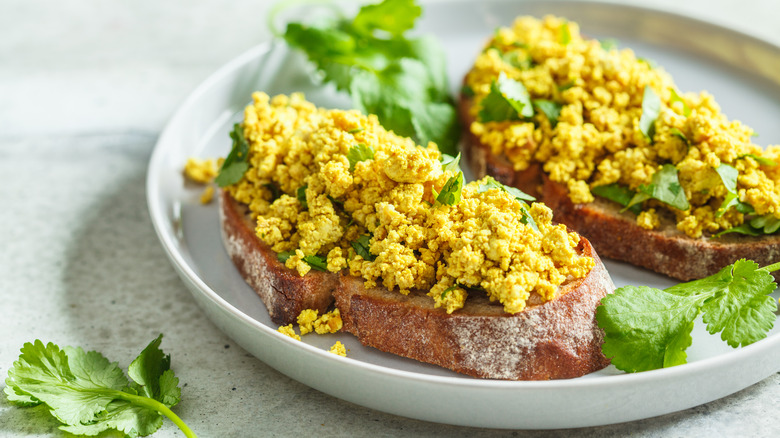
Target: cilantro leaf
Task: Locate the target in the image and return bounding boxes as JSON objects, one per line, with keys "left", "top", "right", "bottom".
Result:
{"left": 352, "top": 0, "right": 421, "bottom": 37}
{"left": 600, "top": 38, "right": 618, "bottom": 51}
{"left": 351, "top": 234, "right": 376, "bottom": 261}
{"left": 436, "top": 171, "right": 464, "bottom": 206}
{"left": 597, "top": 260, "right": 779, "bottom": 373}
{"left": 559, "top": 21, "right": 571, "bottom": 45}
{"left": 669, "top": 88, "right": 691, "bottom": 117}
{"left": 277, "top": 251, "right": 295, "bottom": 263}
{"left": 347, "top": 143, "right": 375, "bottom": 172}
{"left": 440, "top": 152, "right": 461, "bottom": 173}
{"left": 739, "top": 153, "right": 777, "bottom": 167}
{"left": 281, "top": 0, "right": 459, "bottom": 155}
{"left": 477, "top": 73, "right": 534, "bottom": 122}
{"left": 476, "top": 176, "right": 535, "bottom": 202}
{"left": 592, "top": 183, "right": 641, "bottom": 215}
{"left": 751, "top": 214, "right": 780, "bottom": 233}
{"left": 4, "top": 336, "right": 195, "bottom": 437}
{"left": 303, "top": 255, "right": 329, "bottom": 271}
{"left": 296, "top": 185, "right": 308, "bottom": 209}
{"left": 714, "top": 222, "right": 762, "bottom": 237}
{"left": 639, "top": 86, "right": 661, "bottom": 142}
{"left": 626, "top": 164, "right": 690, "bottom": 211}
{"left": 215, "top": 123, "right": 250, "bottom": 187}
{"left": 532, "top": 99, "right": 562, "bottom": 128}
{"left": 670, "top": 127, "right": 689, "bottom": 144}
{"left": 598, "top": 286, "right": 700, "bottom": 372}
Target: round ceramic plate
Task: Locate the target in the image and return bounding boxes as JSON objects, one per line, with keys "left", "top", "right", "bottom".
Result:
{"left": 147, "top": 0, "right": 780, "bottom": 429}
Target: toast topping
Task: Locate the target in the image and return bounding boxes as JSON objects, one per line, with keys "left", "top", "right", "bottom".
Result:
{"left": 223, "top": 92, "right": 593, "bottom": 314}
{"left": 463, "top": 15, "right": 780, "bottom": 238}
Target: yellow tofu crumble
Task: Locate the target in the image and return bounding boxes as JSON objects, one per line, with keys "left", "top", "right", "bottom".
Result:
{"left": 224, "top": 92, "right": 594, "bottom": 314}
{"left": 277, "top": 324, "right": 300, "bottom": 341}
{"left": 329, "top": 341, "right": 347, "bottom": 357}
{"left": 464, "top": 15, "right": 780, "bottom": 238}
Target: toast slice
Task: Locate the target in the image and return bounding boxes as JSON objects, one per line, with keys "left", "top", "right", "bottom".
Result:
{"left": 334, "top": 236, "right": 612, "bottom": 380}
{"left": 220, "top": 187, "right": 613, "bottom": 380}
{"left": 460, "top": 95, "right": 780, "bottom": 281}
{"left": 219, "top": 189, "right": 339, "bottom": 325}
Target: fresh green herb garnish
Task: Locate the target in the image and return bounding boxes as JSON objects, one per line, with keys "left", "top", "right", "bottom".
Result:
{"left": 4, "top": 335, "right": 196, "bottom": 437}
{"left": 264, "top": 183, "right": 283, "bottom": 201}
{"left": 669, "top": 88, "right": 691, "bottom": 117}
{"left": 347, "top": 143, "right": 375, "bottom": 171}
{"left": 351, "top": 234, "right": 375, "bottom": 261}
{"left": 277, "top": 251, "right": 329, "bottom": 271}
{"left": 215, "top": 123, "right": 250, "bottom": 187}
{"left": 440, "top": 152, "right": 462, "bottom": 173}
{"left": 279, "top": 0, "right": 459, "bottom": 155}
{"left": 670, "top": 127, "right": 689, "bottom": 144}
{"left": 461, "top": 84, "right": 475, "bottom": 98}
{"left": 751, "top": 214, "right": 780, "bottom": 234}
{"left": 440, "top": 285, "right": 458, "bottom": 300}
{"left": 558, "top": 80, "right": 576, "bottom": 92}
{"left": 592, "top": 183, "right": 641, "bottom": 214}
{"left": 597, "top": 260, "right": 779, "bottom": 372}
{"left": 297, "top": 185, "right": 308, "bottom": 209}
{"left": 476, "top": 176, "right": 535, "bottom": 202}
{"left": 638, "top": 85, "right": 661, "bottom": 142}
{"left": 478, "top": 73, "right": 534, "bottom": 123}
{"left": 599, "top": 38, "right": 618, "bottom": 51}
{"left": 501, "top": 51, "right": 533, "bottom": 70}
{"left": 625, "top": 164, "right": 690, "bottom": 211}
{"left": 713, "top": 164, "right": 747, "bottom": 217}
{"left": 739, "top": 153, "right": 777, "bottom": 167}
{"left": 714, "top": 222, "right": 763, "bottom": 237}
{"left": 277, "top": 251, "right": 295, "bottom": 263}
{"left": 303, "top": 255, "right": 329, "bottom": 271}
{"left": 348, "top": 128, "right": 364, "bottom": 134}
{"left": 559, "top": 21, "right": 571, "bottom": 45}
{"left": 435, "top": 171, "right": 464, "bottom": 206}
{"left": 532, "top": 99, "right": 562, "bottom": 128}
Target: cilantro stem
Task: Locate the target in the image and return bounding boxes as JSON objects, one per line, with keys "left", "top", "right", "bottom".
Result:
{"left": 758, "top": 262, "right": 780, "bottom": 273}
{"left": 115, "top": 391, "right": 197, "bottom": 438}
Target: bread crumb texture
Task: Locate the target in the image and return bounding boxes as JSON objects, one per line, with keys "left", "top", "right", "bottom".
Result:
{"left": 225, "top": 92, "right": 594, "bottom": 314}
{"left": 464, "top": 15, "right": 780, "bottom": 238}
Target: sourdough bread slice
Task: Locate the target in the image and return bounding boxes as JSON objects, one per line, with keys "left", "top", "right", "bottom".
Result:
{"left": 220, "top": 188, "right": 613, "bottom": 380}
{"left": 219, "top": 189, "right": 338, "bottom": 325}
{"left": 459, "top": 94, "right": 780, "bottom": 281}
{"left": 334, "top": 237, "right": 612, "bottom": 380}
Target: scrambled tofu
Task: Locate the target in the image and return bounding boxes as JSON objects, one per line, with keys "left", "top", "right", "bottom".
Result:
{"left": 225, "top": 92, "right": 594, "bottom": 314}
{"left": 329, "top": 341, "right": 347, "bottom": 357}
{"left": 183, "top": 157, "right": 217, "bottom": 204}
{"left": 277, "top": 324, "right": 301, "bottom": 341}
{"left": 464, "top": 15, "right": 780, "bottom": 238}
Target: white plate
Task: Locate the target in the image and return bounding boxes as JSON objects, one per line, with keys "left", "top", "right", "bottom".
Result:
{"left": 147, "top": 0, "right": 780, "bottom": 429}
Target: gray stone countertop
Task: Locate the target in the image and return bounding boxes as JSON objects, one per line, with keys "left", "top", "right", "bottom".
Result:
{"left": 1, "top": 0, "right": 778, "bottom": 436}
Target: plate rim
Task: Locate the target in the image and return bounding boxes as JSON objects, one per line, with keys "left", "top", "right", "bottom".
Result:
{"left": 146, "top": 0, "right": 780, "bottom": 427}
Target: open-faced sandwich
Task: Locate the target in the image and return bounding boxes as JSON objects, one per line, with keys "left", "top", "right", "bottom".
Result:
{"left": 215, "top": 92, "right": 614, "bottom": 380}
{"left": 459, "top": 15, "right": 780, "bottom": 281}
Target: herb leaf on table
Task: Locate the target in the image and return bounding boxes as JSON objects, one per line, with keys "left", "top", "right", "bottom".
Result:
{"left": 4, "top": 335, "right": 196, "bottom": 437}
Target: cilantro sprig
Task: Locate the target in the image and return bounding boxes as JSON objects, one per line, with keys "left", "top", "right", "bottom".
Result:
{"left": 477, "top": 73, "right": 562, "bottom": 127}
{"left": 434, "top": 171, "right": 464, "bottom": 206}
{"left": 347, "top": 143, "right": 375, "bottom": 172}
{"left": 625, "top": 164, "right": 690, "bottom": 211}
{"left": 597, "top": 260, "right": 779, "bottom": 373}
{"left": 638, "top": 85, "right": 661, "bottom": 142}
{"left": 278, "top": 0, "right": 459, "bottom": 155}
{"left": 215, "top": 124, "right": 249, "bottom": 187}
{"left": 277, "top": 251, "right": 329, "bottom": 271}
{"left": 4, "top": 335, "right": 196, "bottom": 437}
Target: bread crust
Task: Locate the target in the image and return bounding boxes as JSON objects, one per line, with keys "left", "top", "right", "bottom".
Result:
{"left": 219, "top": 189, "right": 338, "bottom": 325}
{"left": 335, "top": 237, "right": 613, "bottom": 380}
{"left": 220, "top": 188, "right": 613, "bottom": 380}
{"left": 459, "top": 93, "right": 780, "bottom": 281}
